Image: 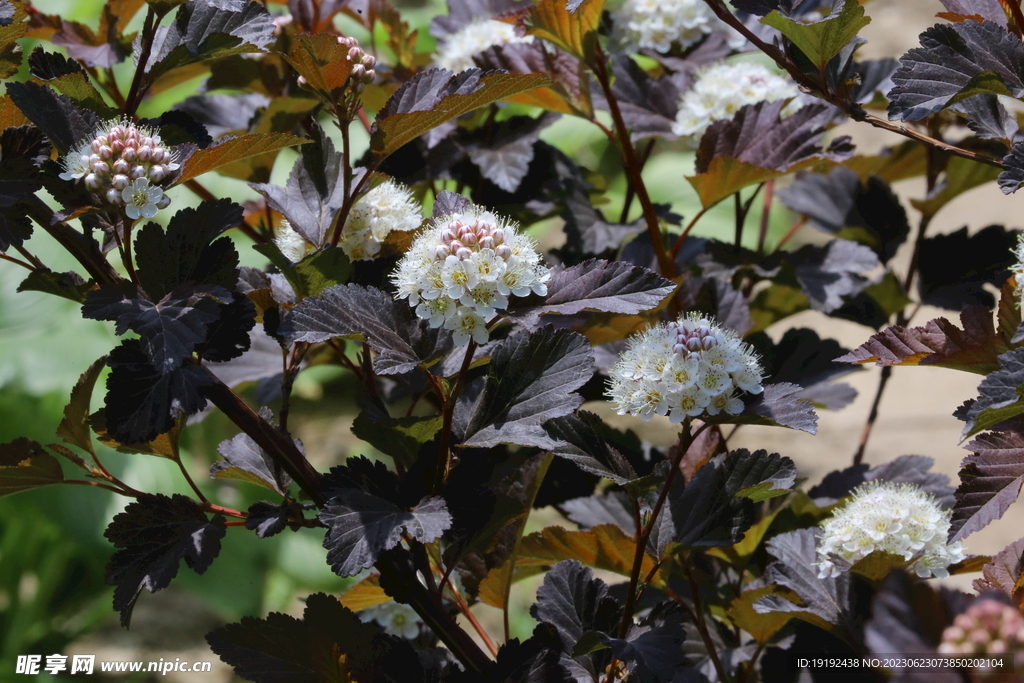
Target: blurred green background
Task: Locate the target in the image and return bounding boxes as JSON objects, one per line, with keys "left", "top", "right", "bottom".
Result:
{"left": 0, "top": 0, "right": 801, "bottom": 679}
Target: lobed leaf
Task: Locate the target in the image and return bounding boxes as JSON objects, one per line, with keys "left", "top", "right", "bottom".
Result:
{"left": 836, "top": 304, "right": 1006, "bottom": 374}
{"left": 456, "top": 327, "right": 594, "bottom": 449}
{"left": 211, "top": 430, "right": 293, "bottom": 496}
{"left": 351, "top": 399, "right": 442, "bottom": 468}
{"left": 284, "top": 284, "right": 449, "bottom": 375}
{"left": 251, "top": 124, "right": 345, "bottom": 248}
{"left": 507, "top": 259, "right": 676, "bottom": 329}
{"left": 888, "top": 19, "right": 1024, "bottom": 122}
{"left": 706, "top": 382, "right": 819, "bottom": 434}
{"left": 951, "top": 427, "right": 1024, "bottom": 544}
{"left": 56, "top": 356, "right": 107, "bottom": 454}
{"left": 761, "top": 0, "right": 870, "bottom": 70}
{"left": 974, "top": 536, "right": 1024, "bottom": 603}
{"left": 320, "top": 491, "right": 452, "bottom": 577}
{"left": 104, "top": 493, "right": 226, "bottom": 626}
{"left": 517, "top": 524, "right": 656, "bottom": 581}
{"left": 284, "top": 33, "right": 354, "bottom": 102}
{"left": 916, "top": 225, "right": 1017, "bottom": 310}
{"left": 527, "top": 0, "right": 605, "bottom": 65}
{"left": 371, "top": 68, "right": 548, "bottom": 159}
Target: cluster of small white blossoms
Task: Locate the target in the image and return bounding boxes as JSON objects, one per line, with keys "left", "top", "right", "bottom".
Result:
{"left": 672, "top": 62, "right": 802, "bottom": 139}
{"left": 1012, "top": 234, "right": 1024, "bottom": 302}
{"left": 611, "top": 0, "right": 746, "bottom": 53}
{"left": 607, "top": 314, "right": 764, "bottom": 422}
{"left": 939, "top": 599, "right": 1024, "bottom": 664}
{"left": 59, "top": 119, "right": 177, "bottom": 220}
{"left": 816, "top": 481, "right": 967, "bottom": 580}
{"left": 338, "top": 180, "right": 423, "bottom": 261}
{"left": 392, "top": 206, "right": 549, "bottom": 346}
{"left": 434, "top": 19, "right": 534, "bottom": 73}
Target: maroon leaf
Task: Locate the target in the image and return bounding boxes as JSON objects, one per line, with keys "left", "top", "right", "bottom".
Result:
{"left": 950, "top": 429, "right": 1024, "bottom": 542}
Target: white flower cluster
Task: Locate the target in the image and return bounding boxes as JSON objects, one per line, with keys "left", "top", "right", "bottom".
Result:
{"left": 672, "top": 62, "right": 802, "bottom": 139}
{"left": 607, "top": 313, "right": 763, "bottom": 422}
{"left": 359, "top": 600, "right": 421, "bottom": 639}
{"left": 816, "top": 481, "right": 966, "bottom": 580}
{"left": 392, "top": 205, "right": 549, "bottom": 346}
{"left": 339, "top": 180, "right": 423, "bottom": 261}
{"left": 1012, "top": 234, "right": 1024, "bottom": 302}
{"left": 434, "top": 19, "right": 534, "bottom": 73}
{"left": 273, "top": 220, "right": 312, "bottom": 263}
{"left": 59, "top": 119, "right": 177, "bottom": 219}
{"left": 939, "top": 599, "right": 1024, "bottom": 663}
{"left": 611, "top": 0, "right": 746, "bottom": 53}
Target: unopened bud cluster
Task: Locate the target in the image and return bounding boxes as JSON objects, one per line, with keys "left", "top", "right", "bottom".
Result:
{"left": 939, "top": 599, "right": 1024, "bottom": 673}
{"left": 59, "top": 119, "right": 177, "bottom": 219}
{"left": 816, "top": 481, "right": 966, "bottom": 580}
{"left": 298, "top": 36, "right": 375, "bottom": 93}
{"left": 607, "top": 314, "right": 763, "bottom": 422}
{"left": 392, "top": 205, "right": 549, "bottom": 346}
{"left": 1012, "top": 234, "right": 1024, "bottom": 303}
{"left": 339, "top": 180, "right": 423, "bottom": 261}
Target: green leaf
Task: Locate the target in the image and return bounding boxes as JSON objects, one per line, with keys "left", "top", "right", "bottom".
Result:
{"left": 177, "top": 133, "right": 308, "bottom": 185}
{"left": 727, "top": 586, "right": 793, "bottom": 644}
{"left": 370, "top": 69, "right": 548, "bottom": 159}
{"left": 351, "top": 401, "right": 442, "bottom": 468}
{"left": 910, "top": 154, "right": 1002, "bottom": 219}
{"left": 339, "top": 573, "right": 390, "bottom": 611}
{"left": 16, "top": 268, "right": 93, "bottom": 303}
{"left": 293, "top": 246, "right": 351, "bottom": 298}
{"left": 0, "top": 437, "right": 64, "bottom": 497}
{"left": 527, "top": 0, "right": 605, "bottom": 65}
{"left": 0, "top": 1, "right": 28, "bottom": 80}
{"left": 761, "top": 0, "right": 870, "bottom": 70}
{"left": 253, "top": 241, "right": 305, "bottom": 298}
{"left": 56, "top": 357, "right": 108, "bottom": 454}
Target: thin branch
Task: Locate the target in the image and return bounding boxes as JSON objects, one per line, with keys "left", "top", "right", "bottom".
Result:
{"left": 0, "top": 252, "right": 35, "bottom": 271}
{"left": 175, "top": 456, "right": 209, "bottom": 504}
{"left": 123, "top": 7, "right": 158, "bottom": 116}
{"left": 772, "top": 216, "right": 807, "bottom": 253}
{"left": 435, "top": 341, "right": 476, "bottom": 495}
{"left": 757, "top": 179, "right": 775, "bottom": 254}
{"left": 63, "top": 479, "right": 133, "bottom": 495}
{"left": 592, "top": 44, "right": 675, "bottom": 277}
{"left": 686, "top": 568, "right": 731, "bottom": 683}
{"left": 14, "top": 244, "right": 45, "bottom": 269}
{"left": 620, "top": 138, "right": 656, "bottom": 223}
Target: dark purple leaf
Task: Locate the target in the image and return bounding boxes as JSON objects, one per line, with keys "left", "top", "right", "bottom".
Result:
{"left": 27, "top": 47, "right": 83, "bottom": 79}
{"left": 283, "top": 284, "right": 450, "bottom": 375}
{"left": 544, "top": 411, "right": 639, "bottom": 485}
{"left": 607, "top": 54, "right": 684, "bottom": 141}
{"left": 678, "top": 276, "right": 752, "bottom": 336}
{"left": 706, "top": 382, "right": 818, "bottom": 433}
{"left": 212, "top": 430, "right": 293, "bottom": 496}
{"left": 729, "top": 0, "right": 830, "bottom": 17}
{"left": 0, "top": 126, "right": 47, "bottom": 251}
{"left": 432, "top": 189, "right": 472, "bottom": 219}
{"left": 207, "top": 592, "right": 423, "bottom": 683}
{"left": 530, "top": 560, "right": 620, "bottom": 669}
{"left": 917, "top": 225, "right": 1018, "bottom": 310}
{"left": 134, "top": 199, "right": 244, "bottom": 300}
{"left": 777, "top": 168, "right": 909, "bottom": 264}
{"left": 587, "top": 621, "right": 688, "bottom": 678}
{"left": 104, "top": 493, "right": 226, "bottom": 627}
{"left": 950, "top": 428, "right": 1024, "bottom": 542}
{"left": 559, "top": 491, "right": 636, "bottom": 534}
{"left": 888, "top": 20, "right": 1024, "bottom": 122}
{"left": 491, "top": 624, "right": 574, "bottom": 683}
{"left": 754, "top": 529, "right": 853, "bottom": 633}
{"left": 195, "top": 293, "right": 257, "bottom": 363}
{"left": 790, "top": 239, "right": 879, "bottom": 313}
{"left": 508, "top": 259, "right": 676, "bottom": 328}
{"left": 430, "top": 0, "right": 534, "bottom": 37}
{"left": 955, "top": 94, "right": 1021, "bottom": 143}
{"left": 456, "top": 327, "right": 594, "bottom": 449}
{"left": 6, "top": 81, "right": 100, "bottom": 155}
{"left": 103, "top": 340, "right": 214, "bottom": 443}
{"left": 319, "top": 455, "right": 402, "bottom": 503}
{"left": 999, "top": 140, "right": 1024, "bottom": 194}
{"left": 960, "top": 348, "right": 1024, "bottom": 437}
{"left": 140, "top": 0, "right": 275, "bottom": 80}
{"left": 0, "top": 437, "right": 64, "bottom": 497}
{"left": 252, "top": 124, "right": 344, "bottom": 248}
{"left": 867, "top": 455, "right": 956, "bottom": 508}
{"left": 939, "top": 0, "right": 1008, "bottom": 26}
{"left": 172, "top": 92, "right": 270, "bottom": 139}
{"left": 974, "top": 536, "right": 1024, "bottom": 596}
{"left": 320, "top": 491, "right": 452, "bottom": 577}
{"left": 83, "top": 284, "right": 228, "bottom": 374}
{"left": 245, "top": 501, "right": 290, "bottom": 539}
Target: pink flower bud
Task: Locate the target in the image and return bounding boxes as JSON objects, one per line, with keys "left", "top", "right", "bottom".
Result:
{"left": 435, "top": 245, "right": 450, "bottom": 259}
{"left": 153, "top": 149, "right": 167, "bottom": 164}
{"left": 106, "top": 188, "right": 121, "bottom": 204}
{"left": 449, "top": 240, "right": 464, "bottom": 252}
{"left": 479, "top": 236, "right": 494, "bottom": 250}
{"left": 463, "top": 232, "right": 478, "bottom": 245}
{"left": 156, "top": 195, "right": 171, "bottom": 209}
{"left": 110, "top": 139, "right": 124, "bottom": 154}
{"left": 141, "top": 137, "right": 153, "bottom": 148}
{"left": 92, "top": 161, "right": 109, "bottom": 175}
{"left": 112, "top": 174, "right": 129, "bottom": 190}
{"left": 91, "top": 139, "right": 103, "bottom": 153}
{"left": 89, "top": 153, "right": 101, "bottom": 166}
{"left": 122, "top": 147, "right": 137, "bottom": 162}
{"left": 496, "top": 245, "right": 511, "bottom": 259}
{"left": 84, "top": 173, "right": 101, "bottom": 189}
{"left": 492, "top": 228, "right": 505, "bottom": 244}
{"left": 362, "top": 54, "right": 376, "bottom": 68}
{"left": 456, "top": 247, "right": 473, "bottom": 260}
{"left": 441, "top": 229, "right": 457, "bottom": 243}
{"left": 98, "top": 145, "right": 113, "bottom": 160}
{"left": 130, "top": 165, "right": 146, "bottom": 179}
{"left": 137, "top": 146, "right": 152, "bottom": 162}
{"left": 113, "top": 159, "right": 130, "bottom": 175}
{"left": 297, "top": 75, "right": 308, "bottom": 87}
{"left": 148, "top": 165, "right": 165, "bottom": 181}
{"left": 362, "top": 69, "right": 375, "bottom": 84}
{"left": 352, "top": 64, "right": 366, "bottom": 81}
{"left": 348, "top": 47, "right": 363, "bottom": 61}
